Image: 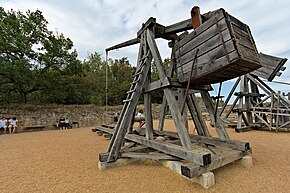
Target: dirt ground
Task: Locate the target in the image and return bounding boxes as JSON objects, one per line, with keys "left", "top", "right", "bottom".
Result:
{"left": 0, "top": 120, "right": 289, "bottom": 193}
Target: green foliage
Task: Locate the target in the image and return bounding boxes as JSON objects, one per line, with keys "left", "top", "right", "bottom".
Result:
{"left": 0, "top": 7, "right": 81, "bottom": 104}
{"left": 0, "top": 6, "right": 171, "bottom": 106}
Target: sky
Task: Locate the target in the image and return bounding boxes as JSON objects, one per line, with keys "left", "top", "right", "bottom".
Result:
{"left": 2, "top": 0, "right": 290, "bottom": 97}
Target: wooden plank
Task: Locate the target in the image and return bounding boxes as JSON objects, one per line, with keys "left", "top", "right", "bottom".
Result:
{"left": 143, "top": 77, "right": 171, "bottom": 93}
{"left": 151, "top": 129, "right": 249, "bottom": 152}
{"left": 244, "top": 76, "right": 253, "bottom": 126}
{"left": 125, "top": 133, "right": 211, "bottom": 166}
{"left": 106, "top": 38, "right": 139, "bottom": 51}
{"left": 120, "top": 152, "right": 180, "bottom": 160}
{"left": 237, "top": 76, "right": 245, "bottom": 130}
{"left": 181, "top": 150, "right": 243, "bottom": 178}
{"left": 186, "top": 94, "right": 211, "bottom": 137}
{"left": 177, "top": 46, "right": 238, "bottom": 83}
{"left": 146, "top": 29, "right": 167, "bottom": 78}
{"left": 159, "top": 47, "right": 176, "bottom": 131}
{"left": 176, "top": 29, "right": 233, "bottom": 67}
{"left": 233, "top": 26, "right": 257, "bottom": 52}
{"left": 220, "top": 77, "right": 240, "bottom": 116}
{"left": 144, "top": 70, "right": 154, "bottom": 140}
{"left": 177, "top": 9, "right": 225, "bottom": 47}
{"left": 251, "top": 53, "right": 288, "bottom": 81}
{"left": 170, "top": 81, "right": 213, "bottom": 91}
{"left": 158, "top": 95, "right": 167, "bottom": 131}
{"left": 236, "top": 44, "right": 260, "bottom": 64}
{"left": 178, "top": 88, "right": 188, "bottom": 131}
{"left": 164, "top": 18, "right": 193, "bottom": 34}
{"left": 175, "top": 20, "right": 229, "bottom": 59}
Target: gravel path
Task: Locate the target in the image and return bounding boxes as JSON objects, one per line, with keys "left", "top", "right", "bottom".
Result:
{"left": 0, "top": 120, "right": 289, "bottom": 193}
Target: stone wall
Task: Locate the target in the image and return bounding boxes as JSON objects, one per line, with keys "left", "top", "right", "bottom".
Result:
{"left": 0, "top": 104, "right": 161, "bottom": 133}
{"left": 0, "top": 105, "right": 119, "bottom": 132}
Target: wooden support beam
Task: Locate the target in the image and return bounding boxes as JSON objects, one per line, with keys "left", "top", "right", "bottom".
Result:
{"left": 164, "top": 18, "right": 192, "bottom": 35}
{"left": 125, "top": 133, "right": 211, "bottom": 166}
{"left": 147, "top": 28, "right": 192, "bottom": 151}
{"left": 158, "top": 46, "right": 176, "bottom": 131}
{"left": 145, "top": 69, "right": 154, "bottom": 140}
{"left": 181, "top": 150, "right": 244, "bottom": 178}
{"left": 120, "top": 152, "right": 179, "bottom": 160}
{"left": 97, "top": 125, "right": 250, "bottom": 152}
{"left": 150, "top": 129, "right": 249, "bottom": 152}
{"left": 143, "top": 77, "right": 171, "bottom": 93}
{"left": 143, "top": 78, "right": 212, "bottom": 93}
{"left": 244, "top": 76, "right": 253, "bottom": 126}
{"left": 105, "top": 38, "right": 139, "bottom": 51}
{"left": 186, "top": 94, "right": 211, "bottom": 137}
{"left": 158, "top": 95, "right": 167, "bottom": 131}
{"left": 201, "top": 91, "right": 229, "bottom": 140}
{"left": 220, "top": 77, "right": 240, "bottom": 116}
{"left": 237, "top": 76, "right": 245, "bottom": 130}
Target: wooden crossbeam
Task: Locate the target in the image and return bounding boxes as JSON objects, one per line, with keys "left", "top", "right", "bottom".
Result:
{"left": 181, "top": 150, "right": 244, "bottom": 178}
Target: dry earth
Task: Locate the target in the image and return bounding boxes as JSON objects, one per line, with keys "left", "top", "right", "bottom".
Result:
{"left": 0, "top": 120, "right": 289, "bottom": 193}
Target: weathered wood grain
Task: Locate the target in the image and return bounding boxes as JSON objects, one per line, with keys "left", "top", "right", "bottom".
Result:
{"left": 176, "top": 8, "right": 261, "bottom": 85}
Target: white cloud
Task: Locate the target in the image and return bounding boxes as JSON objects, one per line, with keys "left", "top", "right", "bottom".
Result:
{"left": 2, "top": 0, "right": 290, "bottom": 92}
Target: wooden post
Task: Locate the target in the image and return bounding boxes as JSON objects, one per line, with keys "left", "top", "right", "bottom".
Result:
{"left": 187, "top": 94, "right": 211, "bottom": 137}
{"left": 158, "top": 46, "right": 176, "bottom": 131}
{"left": 244, "top": 76, "right": 253, "bottom": 127}
{"left": 220, "top": 77, "right": 240, "bottom": 116}
{"left": 237, "top": 76, "right": 245, "bottom": 130}
{"left": 201, "top": 91, "right": 229, "bottom": 140}
{"left": 147, "top": 28, "right": 192, "bottom": 150}
{"left": 145, "top": 68, "right": 154, "bottom": 140}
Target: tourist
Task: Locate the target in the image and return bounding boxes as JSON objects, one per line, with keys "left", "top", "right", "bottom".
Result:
{"left": 0, "top": 117, "right": 8, "bottom": 134}
{"left": 59, "top": 116, "right": 65, "bottom": 130}
{"left": 136, "top": 109, "right": 145, "bottom": 126}
{"left": 64, "top": 117, "right": 71, "bottom": 129}
{"left": 8, "top": 117, "right": 18, "bottom": 134}
{"left": 113, "top": 112, "right": 118, "bottom": 122}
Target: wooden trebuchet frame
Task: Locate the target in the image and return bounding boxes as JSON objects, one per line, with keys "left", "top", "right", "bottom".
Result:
{"left": 93, "top": 7, "right": 254, "bottom": 181}
{"left": 219, "top": 53, "right": 288, "bottom": 132}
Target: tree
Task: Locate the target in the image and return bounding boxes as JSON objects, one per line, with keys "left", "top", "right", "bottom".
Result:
{"left": 82, "top": 52, "right": 107, "bottom": 105}
{"left": 0, "top": 7, "right": 81, "bottom": 104}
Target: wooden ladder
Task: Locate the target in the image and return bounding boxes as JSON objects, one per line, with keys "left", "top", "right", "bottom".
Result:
{"left": 106, "top": 33, "right": 152, "bottom": 162}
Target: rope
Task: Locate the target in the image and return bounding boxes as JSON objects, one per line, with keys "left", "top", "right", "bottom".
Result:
{"left": 105, "top": 51, "right": 109, "bottom": 124}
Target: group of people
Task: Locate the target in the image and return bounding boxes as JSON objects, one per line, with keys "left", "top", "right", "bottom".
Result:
{"left": 0, "top": 117, "right": 18, "bottom": 134}
{"left": 58, "top": 116, "right": 71, "bottom": 130}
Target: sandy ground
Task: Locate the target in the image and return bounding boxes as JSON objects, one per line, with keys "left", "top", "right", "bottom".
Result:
{"left": 0, "top": 120, "right": 289, "bottom": 193}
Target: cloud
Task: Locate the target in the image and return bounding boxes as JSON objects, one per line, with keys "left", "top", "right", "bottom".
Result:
{"left": 2, "top": 0, "right": 290, "bottom": 89}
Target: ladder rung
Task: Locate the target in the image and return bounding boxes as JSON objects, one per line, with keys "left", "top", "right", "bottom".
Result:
{"left": 134, "top": 58, "right": 147, "bottom": 75}
{"left": 131, "top": 77, "right": 140, "bottom": 84}
{"left": 139, "top": 52, "right": 149, "bottom": 62}
{"left": 127, "top": 89, "right": 136, "bottom": 94}
{"left": 123, "top": 98, "right": 132, "bottom": 103}
{"left": 134, "top": 70, "right": 143, "bottom": 77}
